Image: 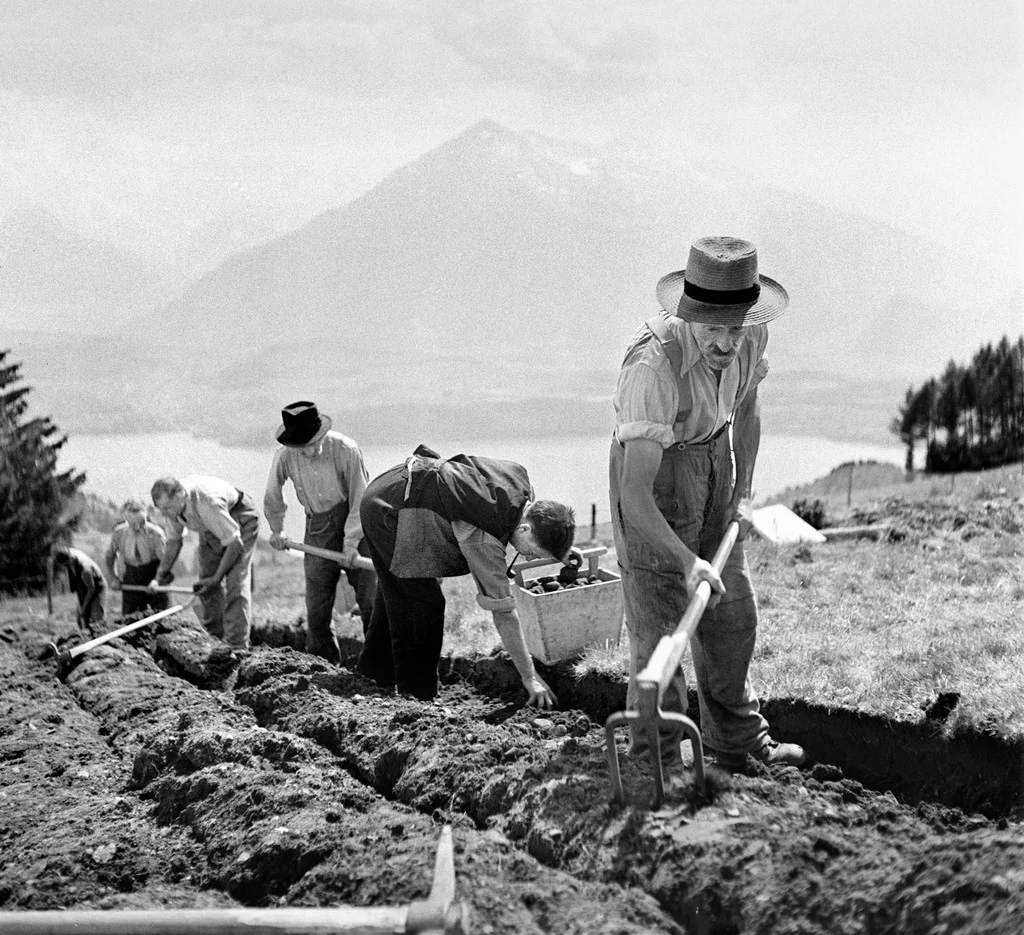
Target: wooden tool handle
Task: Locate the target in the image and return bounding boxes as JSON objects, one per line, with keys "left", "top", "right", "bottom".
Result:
{"left": 121, "top": 584, "right": 196, "bottom": 595}
{"left": 637, "top": 521, "right": 740, "bottom": 698}
{"left": 67, "top": 601, "right": 195, "bottom": 661}
{"left": 281, "top": 538, "right": 375, "bottom": 572}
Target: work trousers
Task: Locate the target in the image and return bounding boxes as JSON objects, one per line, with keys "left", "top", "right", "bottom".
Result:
{"left": 121, "top": 559, "right": 168, "bottom": 615}
{"left": 196, "top": 492, "right": 259, "bottom": 651}
{"left": 609, "top": 431, "right": 768, "bottom": 764}
{"left": 78, "top": 583, "right": 106, "bottom": 630}
{"left": 304, "top": 499, "right": 377, "bottom": 664}
{"left": 356, "top": 464, "right": 447, "bottom": 701}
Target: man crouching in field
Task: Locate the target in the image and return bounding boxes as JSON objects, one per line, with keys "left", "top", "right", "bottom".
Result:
{"left": 151, "top": 475, "right": 259, "bottom": 651}
{"left": 356, "top": 444, "right": 575, "bottom": 708}
{"left": 610, "top": 236, "right": 806, "bottom": 772}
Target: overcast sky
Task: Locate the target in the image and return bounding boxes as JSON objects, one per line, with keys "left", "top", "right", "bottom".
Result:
{"left": 1, "top": 0, "right": 1021, "bottom": 261}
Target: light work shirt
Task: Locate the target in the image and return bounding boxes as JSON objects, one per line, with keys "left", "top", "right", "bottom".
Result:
{"left": 164, "top": 475, "right": 243, "bottom": 547}
{"left": 451, "top": 520, "right": 520, "bottom": 614}
{"left": 105, "top": 520, "right": 166, "bottom": 571}
{"left": 613, "top": 314, "right": 769, "bottom": 448}
{"left": 263, "top": 431, "right": 369, "bottom": 552}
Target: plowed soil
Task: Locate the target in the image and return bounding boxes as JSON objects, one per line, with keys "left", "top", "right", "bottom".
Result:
{"left": 2, "top": 600, "right": 1022, "bottom": 935}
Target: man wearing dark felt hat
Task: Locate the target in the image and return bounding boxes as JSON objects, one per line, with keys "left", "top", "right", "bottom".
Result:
{"left": 610, "top": 236, "right": 806, "bottom": 773}
{"left": 264, "top": 401, "right": 377, "bottom": 664}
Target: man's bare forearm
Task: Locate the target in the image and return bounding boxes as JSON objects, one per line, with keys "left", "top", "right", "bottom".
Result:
{"left": 492, "top": 609, "right": 538, "bottom": 684}
{"left": 156, "top": 540, "right": 183, "bottom": 580}
{"left": 619, "top": 439, "right": 697, "bottom": 573}
{"left": 211, "top": 539, "right": 244, "bottom": 582}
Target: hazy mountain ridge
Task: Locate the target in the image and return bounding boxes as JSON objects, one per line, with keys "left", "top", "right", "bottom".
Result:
{"left": 6, "top": 119, "right": 1020, "bottom": 448}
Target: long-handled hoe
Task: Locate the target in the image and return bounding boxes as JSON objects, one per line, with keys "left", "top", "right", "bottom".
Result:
{"left": 47, "top": 599, "right": 198, "bottom": 678}
{"left": 605, "top": 522, "right": 740, "bottom": 809}
{"left": 0, "top": 825, "right": 468, "bottom": 934}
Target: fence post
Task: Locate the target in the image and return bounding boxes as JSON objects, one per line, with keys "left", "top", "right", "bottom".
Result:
{"left": 590, "top": 503, "right": 597, "bottom": 541}
{"left": 46, "top": 555, "right": 54, "bottom": 616}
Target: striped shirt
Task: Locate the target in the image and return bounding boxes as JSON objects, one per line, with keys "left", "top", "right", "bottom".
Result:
{"left": 263, "top": 431, "right": 368, "bottom": 552}
{"left": 163, "top": 475, "right": 244, "bottom": 547}
{"left": 613, "top": 314, "right": 769, "bottom": 448}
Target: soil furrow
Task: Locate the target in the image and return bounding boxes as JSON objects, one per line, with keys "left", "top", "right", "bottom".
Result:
{"left": 0, "top": 640, "right": 232, "bottom": 911}
{"left": 2, "top": 618, "right": 681, "bottom": 933}
{"left": 233, "top": 648, "right": 1024, "bottom": 934}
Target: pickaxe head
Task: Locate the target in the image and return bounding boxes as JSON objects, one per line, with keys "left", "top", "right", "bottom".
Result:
{"left": 47, "top": 641, "right": 74, "bottom": 678}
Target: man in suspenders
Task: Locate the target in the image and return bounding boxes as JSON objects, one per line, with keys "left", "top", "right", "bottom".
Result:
{"left": 151, "top": 474, "right": 260, "bottom": 652}
{"left": 609, "top": 236, "right": 806, "bottom": 772}
{"left": 264, "top": 400, "right": 377, "bottom": 664}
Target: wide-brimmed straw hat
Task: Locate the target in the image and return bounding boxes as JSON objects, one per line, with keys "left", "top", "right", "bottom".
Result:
{"left": 656, "top": 237, "right": 788, "bottom": 326}
{"left": 276, "top": 401, "right": 332, "bottom": 448}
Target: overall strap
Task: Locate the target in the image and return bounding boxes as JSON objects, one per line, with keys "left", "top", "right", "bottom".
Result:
{"left": 645, "top": 314, "right": 683, "bottom": 376}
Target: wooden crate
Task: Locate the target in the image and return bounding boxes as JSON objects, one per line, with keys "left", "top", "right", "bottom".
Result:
{"left": 511, "top": 546, "right": 623, "bottom": 664}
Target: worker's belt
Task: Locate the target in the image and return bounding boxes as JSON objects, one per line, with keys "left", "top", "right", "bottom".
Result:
{"left": 669, "top": 421, "right": 730, "bottom": 451}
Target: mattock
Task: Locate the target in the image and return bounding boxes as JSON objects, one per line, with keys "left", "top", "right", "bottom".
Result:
{"left": 605, "top": 522, "right": 740, "bottom": 809}
{"left": 0, "top": 825, "right": 469, "bottom": 933}
{"left": 47, "top": 599, "right": 198, "bottom": 678}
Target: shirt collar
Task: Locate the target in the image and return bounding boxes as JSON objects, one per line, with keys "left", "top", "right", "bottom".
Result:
{"left": 662, "top": 316, "right": 705, "bottom": 377}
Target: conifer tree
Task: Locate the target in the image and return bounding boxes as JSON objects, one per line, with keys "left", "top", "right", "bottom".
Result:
{"left": 0, "top": 350, "right": 86, "bottom": 592}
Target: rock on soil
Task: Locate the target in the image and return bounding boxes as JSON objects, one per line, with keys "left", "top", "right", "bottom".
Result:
{"left": 1, "top": 608, "right": 1022, "bottom": 934}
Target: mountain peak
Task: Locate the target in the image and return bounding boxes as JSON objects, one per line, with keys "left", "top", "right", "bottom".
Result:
{"left": 456, "top": 117, "right": 518, "bottom": 142}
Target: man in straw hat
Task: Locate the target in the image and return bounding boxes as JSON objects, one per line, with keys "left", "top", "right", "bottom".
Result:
{"left": 264, "top": 400, "right": 377, "bottom": 664}
{"left": 609, "top": 236, "right": 806, "bottom": 772}
{"left": 151, "top": 474, "right": 259, "bottom": 651}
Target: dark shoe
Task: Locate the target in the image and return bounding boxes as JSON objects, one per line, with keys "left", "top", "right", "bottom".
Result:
{"left": 752, "top": 738, "right": 806, "bottom": 767}
{"left": 712, "top": 738, "right": 807, "bottom": 770}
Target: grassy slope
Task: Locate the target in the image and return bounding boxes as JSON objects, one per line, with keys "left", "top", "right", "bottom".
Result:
{"left": 8, "top": 462, "right": 1022, "bottom": 740}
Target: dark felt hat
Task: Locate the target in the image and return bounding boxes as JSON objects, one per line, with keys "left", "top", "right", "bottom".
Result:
{"left": 276, "top": 401, "right": 332, "bottom": 448}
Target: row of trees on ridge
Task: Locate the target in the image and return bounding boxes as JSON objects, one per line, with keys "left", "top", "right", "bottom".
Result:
{"left": 890, "top": 335, "right": 1024, "bottom": 473}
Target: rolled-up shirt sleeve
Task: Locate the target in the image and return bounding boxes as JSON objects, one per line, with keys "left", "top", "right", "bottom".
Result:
{"left": 751, "top": 354, "right": 769, "bottom": 389}
{"left": 263, "top": 449, "right": 289, "bottom": 536}
{"left": 195, "top": 494, "right": 242, "bottom": 547}
{"left": 612, "top": 354, "right": 677, "bottom": 448}
{"left": 451, "top": 521, "right": 517, "bottom": 613}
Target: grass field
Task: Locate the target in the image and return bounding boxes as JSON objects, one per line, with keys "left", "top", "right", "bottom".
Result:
{"left": 9, "top": 461, "right": 1022, "bottom": 741}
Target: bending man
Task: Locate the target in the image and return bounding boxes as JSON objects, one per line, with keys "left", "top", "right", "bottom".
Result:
{"left": 357, "top": 445, "right": 575, "bottom": 707}
{"left": 151, "top": 475, "right": 259, "bottom": 651}
{"left": 52, "top": 547, "right": 106, "bottom": 629}
{"left": 610, "top": 236, "right": 806, "bottom": 771}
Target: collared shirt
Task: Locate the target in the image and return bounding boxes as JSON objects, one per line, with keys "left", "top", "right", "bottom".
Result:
{"left": 105, "top": 520, "right": 166, "bottom": 571}
{"left": 263, "top": 431, "right": 369, "bottom": 551}
{"left": 164, "top": 475, "right": 243, "bottom": 547}
{"left": 452, "top": 520, "right": 520, "bottom": 613}
{"left": 613, "top": 314, "right": 770, "bottom": 448}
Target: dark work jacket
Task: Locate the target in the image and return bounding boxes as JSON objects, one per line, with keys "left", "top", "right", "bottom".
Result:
{"left": 391, "top": 450, "right": 533, "bottom": 579}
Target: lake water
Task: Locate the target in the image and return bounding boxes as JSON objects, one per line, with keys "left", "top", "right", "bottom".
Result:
{"left": 60, "top": 431, "right": 905, "bottom": 542}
